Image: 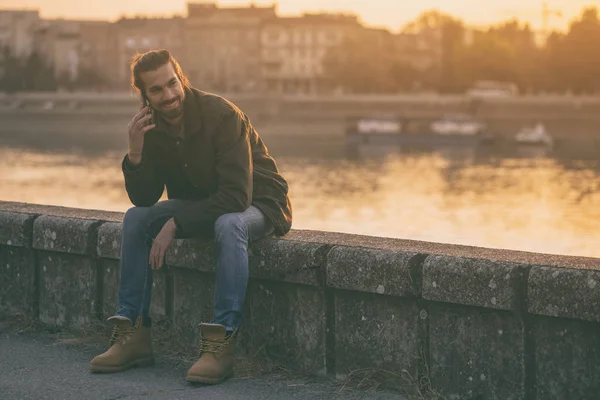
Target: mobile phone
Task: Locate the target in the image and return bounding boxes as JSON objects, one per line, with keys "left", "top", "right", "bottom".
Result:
{"left": 141, "top": 94, "right": 155, "bottom": 126}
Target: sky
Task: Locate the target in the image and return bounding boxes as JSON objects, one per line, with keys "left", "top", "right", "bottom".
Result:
{"left": 2, "top": 0, "right": 599, "bottom": 32}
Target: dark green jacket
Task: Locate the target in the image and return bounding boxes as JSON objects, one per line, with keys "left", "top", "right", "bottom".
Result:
{"left": 122, "top": 87, "right": 292, "bottom": 237}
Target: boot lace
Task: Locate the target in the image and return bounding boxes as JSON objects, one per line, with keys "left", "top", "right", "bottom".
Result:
{"left": 198, "top": 329, "right": 237, "bottom": 356}
{"left": 109, "top": 317, "right": 141, "bottom": 345}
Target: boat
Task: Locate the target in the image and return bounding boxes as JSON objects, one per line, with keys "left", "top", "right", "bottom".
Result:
{"left": 345, "top": 114, "right": 494, "bottom": 148}
{"left": 515, "top": 123, "right": 553, "bottom": 147}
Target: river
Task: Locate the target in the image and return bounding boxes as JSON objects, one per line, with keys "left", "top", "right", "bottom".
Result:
{"left": 1, "top": 125, "right": 599, "bottom": 258}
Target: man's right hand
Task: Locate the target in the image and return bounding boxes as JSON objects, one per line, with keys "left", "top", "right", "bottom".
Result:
{"left": 127, "top": 106, "right": 155, "bottom": 165}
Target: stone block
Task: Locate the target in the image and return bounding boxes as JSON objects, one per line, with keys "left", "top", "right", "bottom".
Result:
{"left": 249, "top": 238, "right": 328, "bottom": 286}
{"left": 327, "top": 246, "right": 421, "bottom": 296}
{"left": 97, "top": 222, "right": 122, "bottom": 260}
{"left": 528, "top": 266, "right": 600, "bottom": 322}
{"left": 166, "top": 238, "right": 215, "bottom": 272}
{"left": 33, "top": 215, "right": 100, "bottom": 256}
{"left": 429, "top": 304, "right": 525, "bottom": 400}
{"left": 172, "top": 268, "right": 215, "bottom": 349}
{"left": 0, "top": 245, "right": 36, "bottom": 317}
{"left": 333, "top": 291, "right": 421, "bottom": 379}
{"left": 240, "top": 280, "right": 327, "bottom": 375}
{"left": 533, "top": 316, "right": 600, "bottom": 400}
{"left": 99, "top": 259, "right": 167, "bottom": 321}
{"left": 0, "top": 211, "right": 36, "bottom": 247}
{"left": 38, "top": 251, "right": 97, "bottom": 327}
{"left": 423, "top": 255, "right": 527, "bottom": 311}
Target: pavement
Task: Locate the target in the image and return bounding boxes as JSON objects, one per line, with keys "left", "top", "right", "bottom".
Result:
{"left": 0, "top": 323, "right": 405, "bottom": 400}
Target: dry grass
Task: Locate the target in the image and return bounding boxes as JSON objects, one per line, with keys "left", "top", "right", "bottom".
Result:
{"left": 335, "top": 346, "right": 446, "bottom": 400}
{"left": 2, "top": 313, "right": 435, "bottom": 399}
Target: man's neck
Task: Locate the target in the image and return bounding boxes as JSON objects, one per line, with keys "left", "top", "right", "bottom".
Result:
{"left": 162, "top": 114, "right": 185, "bottom": 138}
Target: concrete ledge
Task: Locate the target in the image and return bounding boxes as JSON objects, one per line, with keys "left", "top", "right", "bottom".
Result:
{"left": 38, "top": 251, "right": 97, "bottom": 327}
{"left": 0, "top": 246, "right": 36, "bottom": 317}
{"left": 528, "top": 266, "right": 600, "bottom": 322}
{"left": 327, "top": 246, "right": 421, "bottom": 296}
{"left": 248, "top": 238, "right": 329, "bottom": 286}
{"left": 533, "top": 316, "right": 600, "bottom": 399}
{"left": 33, "top": 215, "right": 101, "bottom": 256}
{"left": 97, "top": 222, "right": 122, "bottom": 260}
{"left": 2, "top": 202, "right": 600, "bottom": 399}
{"left": 423, "top": 255, "right": 527, "bottom": 311}
{"left": 166, "top": 239, "right": 215, "bottom": 272}
{"left": 429, "top": 304, "right": 526, "bottom": 399}
{"left": 0, "top": 211, "right": 37, "bottom": 248}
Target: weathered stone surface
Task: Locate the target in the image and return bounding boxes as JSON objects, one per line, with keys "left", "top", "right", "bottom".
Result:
{"left": 286, "top": 229, "right": 600, "bottom": 271}
{"left": 528, "top": 266, "right": 600, "bottom": 322}
{"left": 0, "top": 245, "right": 36, "bottom": 317}
{"left": 248, "top": 238, "right": 328, "bottom": 286}
{"left": 99, "top": 259, "right": 167, "bottom": 321}
{"left": 327, "top": 246, "right": 421, "bottom": 296}
{"left": 172, "top": 268, "right": 215, "bottom": 350}
{"left": 38, "top": 251, "right": 97, "bottom": 327}
{"left": 533, "top": 316, "right": 600, "bottom": 400}
{"left": 166, "top": 238, "right": 216, "bottom": 272}
{"left": 423, "top": 255, "right": 527, "bottom": 310}
{"left": 168, "top": 237, "right": 328, "bottom": 286}
{"left": 0, "top": 201, "right": 123, "bottom": 223}
{"left": 97, "top": 222, "right": 122, "bottom": 260}
{"left": 333, "top": 291, "right": 421, "bottom": 379}
{"left": 33, "top": 215, "right": 100, "bottom": 255}
{"left": 100, "top": 259, "right": 119, "bottom": 319}
{"left": 240, "top": 280, "right": 327, "bottom": 374}
{"left": 429, "top": 304, "right": 525, "bottom": 400}
{"left": 0, "top": 211, "right": 36, "bottom": 247}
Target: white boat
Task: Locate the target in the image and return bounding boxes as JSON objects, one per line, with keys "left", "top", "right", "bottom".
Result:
{"left": 430, "top": 114, "right": 486, "bottom": 136}
{"left": 515, "top": 123, "right": 553, "bottom": 147}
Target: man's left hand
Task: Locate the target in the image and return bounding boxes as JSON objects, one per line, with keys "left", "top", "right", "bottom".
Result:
{"left": 150, "top": 218, "right": 177, "bottom": 269}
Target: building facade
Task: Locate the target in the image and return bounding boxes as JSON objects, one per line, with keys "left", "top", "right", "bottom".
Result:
{"left": 260, "top": 13, "right": 361, "bottom": 94}
{"left": 0, "top": 10, "right": 40, "bottom": 58}
{"left": 185, "top": 2, "right": 276, "bottom": 92}
{"left": 113, "top": 17, "right": 186, "bottom": 89}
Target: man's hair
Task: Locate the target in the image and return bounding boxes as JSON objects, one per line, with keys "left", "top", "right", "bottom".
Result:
{"left": 130, "top": 49, "right": 189, "bottom": 94}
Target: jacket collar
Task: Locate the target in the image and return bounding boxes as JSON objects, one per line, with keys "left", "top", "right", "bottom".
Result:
{"left": 182, "top": 86, "right": 203, "bottom": 137}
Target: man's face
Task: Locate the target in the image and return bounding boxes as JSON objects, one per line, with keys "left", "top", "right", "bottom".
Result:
{"left": 140, "top": 63, "right": 185, "bottom": 120}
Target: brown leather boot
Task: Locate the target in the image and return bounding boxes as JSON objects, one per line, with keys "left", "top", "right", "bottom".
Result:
{"left": 89, "top": 316, "right": 154, "bottom": 373}
{"left": 186, "top": 323, "right": 236, "bottom": 384}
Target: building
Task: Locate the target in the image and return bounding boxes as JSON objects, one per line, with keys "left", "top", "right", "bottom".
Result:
{"left": 0, "top": 9, "right": 40, "bottom": 58}
{"left": 185, "top": 2, "right": 277, "bottom": 92}
{"left": 113, "top": 17, "right": 186, "bottom": 89}
{"left": 260, "top": 13, "right": 361, "bottom": 94}
{"left": 32, "top": 19, "right": 115, "bottom": 88}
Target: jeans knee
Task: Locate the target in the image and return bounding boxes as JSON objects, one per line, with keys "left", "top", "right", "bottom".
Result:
{"left": 215, "top": 213, "right": 246, "bottom": 242}
{"left": 123, "top": 206, "right": 150, "bottom": 233}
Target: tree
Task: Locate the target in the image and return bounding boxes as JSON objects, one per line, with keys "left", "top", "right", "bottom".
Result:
{"left": 323, "top": 30, "right": 402, "bottom": 93}
{"left": 23, "top": 52, "right": 56, "bottom": 91}
{"left": 0, "top": 46, "right": 24, "bottom": 93}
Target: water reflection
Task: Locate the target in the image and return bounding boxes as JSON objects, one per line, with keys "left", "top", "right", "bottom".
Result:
{"left": 1, "top": 139, "right": 599, "bottom": 258}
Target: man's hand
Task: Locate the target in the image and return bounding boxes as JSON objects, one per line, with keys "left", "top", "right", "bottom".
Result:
{"left": 127, "top": 106, "right": 155, "bottom": 165}
{"left": 150, "top": 218, "right": 177, "bottom": 269}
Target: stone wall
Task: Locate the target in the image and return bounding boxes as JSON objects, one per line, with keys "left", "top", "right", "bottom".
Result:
{"left": 1, "top": 201, "right": 599, "bottom": 399}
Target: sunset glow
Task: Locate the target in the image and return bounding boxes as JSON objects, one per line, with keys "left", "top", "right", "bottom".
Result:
{"left": 1, "top": 0, "right": 596, "bottom": 31}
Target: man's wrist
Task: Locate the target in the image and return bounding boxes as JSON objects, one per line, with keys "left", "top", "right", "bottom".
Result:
{"left": 127, "top": 152, "right": 142, "bottom": 165}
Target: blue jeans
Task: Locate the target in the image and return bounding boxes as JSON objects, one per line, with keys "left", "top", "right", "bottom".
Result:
{"left": 115, "top": 199, "right": 273, "bottom": 331}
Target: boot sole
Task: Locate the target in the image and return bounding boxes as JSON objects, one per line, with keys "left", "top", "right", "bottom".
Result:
{"left": 89, "top": 356, "right": 155, "bottom": 373}
{"left": 186, "top": 370, "right": 234, "bottom": 384}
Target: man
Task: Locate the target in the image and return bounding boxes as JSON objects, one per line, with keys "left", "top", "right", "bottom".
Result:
{"left": 89, "top": 49, "right": 292, "bottom": 384}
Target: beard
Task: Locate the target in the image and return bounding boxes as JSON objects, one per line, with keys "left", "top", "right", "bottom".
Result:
{"left": 158, "top": 97, "right": 184, "bottom": 119}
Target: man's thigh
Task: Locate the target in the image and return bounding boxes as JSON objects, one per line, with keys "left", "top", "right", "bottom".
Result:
{"left": 130, "top": 199, "right": 195, "bottom": 238}
{"left": 221, "top": 205, "right": 274, "bottom": 243}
